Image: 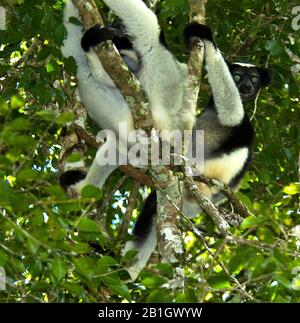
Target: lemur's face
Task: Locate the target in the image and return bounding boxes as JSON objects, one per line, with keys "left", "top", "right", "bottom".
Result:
{"left": 231, "top": 65, "right": 261, "bottom": 100}
{"left": 230, "top": 63, "right": 272, "bottom": 101}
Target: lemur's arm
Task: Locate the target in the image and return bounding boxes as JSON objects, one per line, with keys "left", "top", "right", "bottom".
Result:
{"left": 102, "top": 0, "right": 160, "bottom": 55}
{"left": 184, "top": 24, "right": 244, "bottom": 127}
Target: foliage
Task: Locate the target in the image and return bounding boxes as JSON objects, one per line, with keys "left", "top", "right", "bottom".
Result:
{"left": 0, "top": 0, "right": 299, "bottom": 303}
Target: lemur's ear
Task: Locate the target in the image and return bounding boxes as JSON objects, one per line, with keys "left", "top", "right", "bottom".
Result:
{"left": 226, "top": 62, "right": 239, "bottom": 72}
{"left": 258, "top": 67, "right": 272, "bottom": 87}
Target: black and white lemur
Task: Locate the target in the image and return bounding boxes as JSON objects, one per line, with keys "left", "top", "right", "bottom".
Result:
{"left": 61, "top": 0, "right": 272, "bottom": 280}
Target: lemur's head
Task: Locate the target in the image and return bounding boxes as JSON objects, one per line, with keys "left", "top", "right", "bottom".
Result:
{"left": 229, "top": 63, "right": 272, "bottom": 101}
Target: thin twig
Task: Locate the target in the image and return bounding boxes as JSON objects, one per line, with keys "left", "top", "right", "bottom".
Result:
{"left": 96, "top": 174, "right": 130, "bottom": 218}
{"left": 118, "top": 181, "right": 140, "bottom": 239}
{"left": 190, "top": 226, "right": 254, "bottom": 301}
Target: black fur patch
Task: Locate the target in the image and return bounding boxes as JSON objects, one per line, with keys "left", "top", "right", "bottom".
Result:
{"left": 81, "top": 25, "right": 115, "bottom": 52}
{"left": 229, "top": 145, "right": 253, "bottom": 189}
{"left": 59, "top": 170, "right": 86, "bottom": 189}
{"left": 215, "top": 114, "right": 254, "bottom": 156}
{"left": 81, "top": 24, "right": 133, "bottom": 52}
{"left": 258, "top": 67, "right": 272, "bottom": 87}
{"left": 183, "top": 23, "right": 215, "bottom": 47}
{"left": 133, "top": 191, "right": 157, "bottom": 241}
{"left": 159, "top": 31, "right": 168, "bottom": 48}
{"left": 112, "top": 35, "right": 133, "bottom": 51}
{"left": 211, "top": 112, "right": 254, "bottom": 189}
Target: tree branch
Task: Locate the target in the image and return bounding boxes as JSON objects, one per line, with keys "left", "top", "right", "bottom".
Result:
{"left": 193, "top": 175, "right": 252, "bottom": 217}
{"left": 186, "top": 0, "right": 207, "bottom": 107}
{"left": 184, "top": 175, "right": 230, "bottom": 236}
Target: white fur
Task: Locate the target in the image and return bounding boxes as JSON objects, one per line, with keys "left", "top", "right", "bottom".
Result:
{"left": 61, "top": 1, "right": 86, "bottom": 63}
{"left": 182, "top": 148, "right": 249, "bottom": 218}
{"left": 102, "top": 0, "right": 196, "bottom": 137}
{"left": 204, "top": 41, "right": 244, "bottom": 127}
{"left": 233, "top": 62, "right": 255, "bottom": 68}
{"left": 62, "top": 1, "right": 135, "bottom": 191}
{"left": 64, "top": 160, "right": 85, "bottom": 170}
{"left": 202, "top": 147, "right": 249, "bottom": 185}
{"left": 123, "top": 218, "right": 157, "bottom": 281}
{"left": 62, "top": 2, "right": 135, "bottom": 136}
{"left": 102, "top": 0, "right": 160, "bottom": 55}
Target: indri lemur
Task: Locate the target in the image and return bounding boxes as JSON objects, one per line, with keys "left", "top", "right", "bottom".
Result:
{"left": 61, "top": 0, "right": 272, "bottom": 280}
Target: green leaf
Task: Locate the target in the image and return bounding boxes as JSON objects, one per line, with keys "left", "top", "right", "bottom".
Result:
{"left": 62, "top": 282, "right": 85, "bottom": 297}
{"left": 38, "top": 46, "right": 52, "bottom": 60}
{"left": 96, "top": 256, "right": 118, "bottom": 275}
{"left": 208, "top": 274, "right": 231, "bottom": 289}
{"left": 76, "top": 217, "right": 101, "bottom": 233}
{"left": 228, "top": 246, "right": 253, "bottom": 274}
{"left": 73, "top": 257, "right": 95, "bottom": 280}
{"left": 154, "top": 263, "right": 174, "bottom": 278}
{"left": 101, "top": 276, "right": 131, "bottom": 301}
{"left": 81, "top": 185, "right": 103, "bottom": 201}
{"left": 66, "top": 242, "right": 91, "bottom": 254}
{"left": 240, "top": 215, "right": 268, "bottom": 230}
{"left": 45, "top": 185, "right": 66, "bottom": 199}
{"left": 69, "top": 17, "right": 82, "bottom": 26}
{"left": 141, "top": 276, "right": 168, "bottom": 289}
{"left": 35, "top": 110, "right": 57, "bottom": 122}
{"left": 7, "top": 118, "right": 31, "bottom": 130}
{"left": 66, "top": 152, "right": 82, "bottom": 163}
{"left": 283, "top": 183, "right": 300, "bottom": 195}
{"left": 10, "top": 95, "right": 24, "bottom": 109}
{"left": 46, "top": 61, "right": 57, "bottom": 74}
{"left": 31, "top": 282, "right": 49, "bottom": 292}
{"left": 265, "top": 39, "right": 282, "bottom": 56}
{"left": 26, "top": 237, "right": 40, "bottom": 255}
{"left": 175, "top": 288, "right": 197, "bottom": 303}
{"left": 17, "top": 168, "right": 38, "bottom": 182}
{"left": 146, "top": 289, "right": 172, "bottom": 303}
{"left": 0, "top": 250, "right": 8, "bottom": 266}
{"left": 52, "top": 257, "right": 68, "bottom": 281}
{"left": 0, "top": 97, "right": 9, "bottom": 115}
{"left": 6, "top": 135, "right": 36, "bottom": 149}
{"left": 257, "top": 227, "right": 275, "bottom": 244}
{"left": 236, "top": 191, "right": 253, "bottom": 210}
{"left": 31, "top": 82, "right": 52, "bottom": 104}
{"left": 56, "top": 111, "right": 75, "bottom": 124}
{"left": 97, "top": 256, "right": 118, "bottom": 267}
{"left": 274, "top": 274, "right": 292, "bottom": 290}
{"left": 0, "top": 180, "right": 13, "bottom": 205}
{"left": 122, "top": 249, "right": 138, "bottom": 264}
{"left": 55, "top": 23, "right": 65, "bottom": 43}
{"left": 63, "top": 56, "right": 77, "bottom": 75}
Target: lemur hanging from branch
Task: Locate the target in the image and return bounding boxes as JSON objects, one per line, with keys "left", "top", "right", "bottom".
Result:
{"left": 61, "top": 0, "right": 272, "bottom": 280}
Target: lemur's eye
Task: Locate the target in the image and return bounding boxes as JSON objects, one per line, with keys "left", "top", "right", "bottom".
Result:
{"left": 234, "top": 74, "right": 241, "bottom": 82}
{"left": 252, "top": 76, "right": 259, "bottom": 83}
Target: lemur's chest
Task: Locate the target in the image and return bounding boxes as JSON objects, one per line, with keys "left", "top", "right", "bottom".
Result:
{"left": 194, "top": 109, "right": 250, "bottom": 184}
{"left": 193, "top": 109, "right": 232, "bottom": 157}
{"left": 202, "top": 147, "right": 249, "bottom": 184}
